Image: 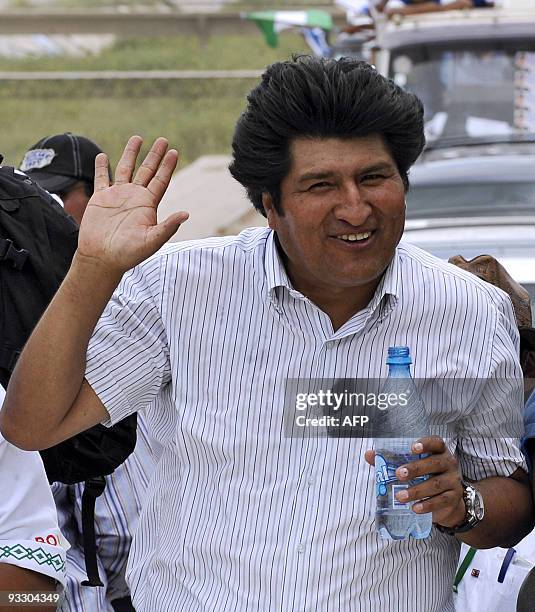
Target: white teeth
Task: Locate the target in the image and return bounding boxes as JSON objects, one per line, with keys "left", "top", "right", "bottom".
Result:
{"left": 338, "top": 232, "right": 371, "bottom": 242}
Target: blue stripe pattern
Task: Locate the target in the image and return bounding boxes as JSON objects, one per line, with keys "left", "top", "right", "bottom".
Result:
{"left": 85, "top": 227, "right": 526, "bottom": 611}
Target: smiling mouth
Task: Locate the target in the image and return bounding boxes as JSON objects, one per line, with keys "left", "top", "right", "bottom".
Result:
{"left": 335, "top": 231, "right": 373, "bottom": 243}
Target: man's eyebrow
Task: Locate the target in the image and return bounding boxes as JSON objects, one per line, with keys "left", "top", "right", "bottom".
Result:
{"left": 360, "top": 161, "right": 397, "bottom": 174}
{"left": 297, "top": 171, "right": 335, "bottom": 184}
{"left": 297, "top": 161, "right": 398, "bottom": 184}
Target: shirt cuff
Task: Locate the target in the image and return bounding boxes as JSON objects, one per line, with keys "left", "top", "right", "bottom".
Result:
{"left": 0, "top": 539, "right": 67, "bottom": 588}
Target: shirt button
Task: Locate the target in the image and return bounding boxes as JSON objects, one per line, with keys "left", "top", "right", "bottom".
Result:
{"left": 307, "top": 476, "right": 315, "bottom": 486}
{"left": 297, "top": 543, "right": 305, "bottom": 553}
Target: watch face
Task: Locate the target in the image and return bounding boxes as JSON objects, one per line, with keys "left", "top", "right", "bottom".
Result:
{"left": 473, "top": 490, "right": 485, "bottom": 521}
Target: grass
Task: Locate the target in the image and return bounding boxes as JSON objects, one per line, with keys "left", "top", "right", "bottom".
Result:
{"left": 0, "top": 80, "right": 256, "bottom": 168}
{"left": 0, "top": 33, "right": 308, "bottom": 169}
{"left": 5, "top": 0, "right": 333, "bottom": 8}
{"left": 0, "top": 33, "right": 309, "bottom": 71}
{"left": 228, "top": 1, "right": 333, "bottom": 9}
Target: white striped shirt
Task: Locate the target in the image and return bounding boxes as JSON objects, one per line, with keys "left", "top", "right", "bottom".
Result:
{"left": 86, "top": 227, "right": 526, "bottom": 612}
{"left": 52, "top": 413, "right": 158, "bottom": 611}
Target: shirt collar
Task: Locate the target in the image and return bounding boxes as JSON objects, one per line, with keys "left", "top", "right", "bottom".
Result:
{"left": 264, "top": 230, "right": 293, "bottom": 299}
{"left": 264, "top": 229, "right": 401, "bottom": 315}
{"left": 367, "top": 247, "right": 401, "bottom": 315}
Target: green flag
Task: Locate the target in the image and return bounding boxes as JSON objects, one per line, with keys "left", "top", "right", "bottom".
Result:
{"left": 245, "top": 10, "right": 333, "bottom": 48}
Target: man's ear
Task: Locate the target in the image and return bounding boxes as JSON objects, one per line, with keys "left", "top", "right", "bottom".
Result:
{"left": 262, "top": 192, "right": 278, "bottom": 229}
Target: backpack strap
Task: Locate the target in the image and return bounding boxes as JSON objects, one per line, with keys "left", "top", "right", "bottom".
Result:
{"left": 0, "top": 345, "right": 20, "bottom": 372}
{"left": 453, "top": 546, "right": 477, "bottom": 593}
{"left": 80, "top": 476, "right": 107, "bottom": 587}
{"left": 0, "top": 238, "right": 28, "bottom": 270}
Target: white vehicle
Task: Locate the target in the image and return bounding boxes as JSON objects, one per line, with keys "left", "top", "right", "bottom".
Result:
{"left": 368, "top": 2, "right": 535, "bottom": 143}
{"left": 403, "top": 145, "right": 535, "bottom": 319}
{"left": 354, "top": 3, "right": 535, "bottom": 316}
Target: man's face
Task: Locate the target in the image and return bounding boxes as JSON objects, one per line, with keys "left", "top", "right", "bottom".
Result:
{"left": 263, "top": 135, "right": 406, "bottom": 302}
{"left": 62, "top": 182, "right": 91, "bottom": 226}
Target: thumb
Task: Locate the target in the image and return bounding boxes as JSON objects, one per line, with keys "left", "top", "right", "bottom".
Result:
{"left": 146, "top": 212, "right": 189, "bottom": 251}
{"left": 364, "top": 449, "right": 375, "bottom": 467}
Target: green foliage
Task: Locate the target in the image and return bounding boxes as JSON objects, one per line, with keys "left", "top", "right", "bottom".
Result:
{"left": 6, "top": 0, "right": 172, "bottom": 6}
{"left": 231, "top": 1, "right": 331, "bottom": 8}
{"left": 0, "top": 32, "right": 309, "bottom": 169}
{"left": 0, "top": 33, "right": 309, "bottom": 71}
{"left": 0, "top": 83, "right": 253, "bottom": 169}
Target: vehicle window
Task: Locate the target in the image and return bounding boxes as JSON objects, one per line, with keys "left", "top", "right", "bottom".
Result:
{"left": 390, "top": 44, "right": 535, "bottom": 144}
{"left": 406, "top": 182, "right": 535, "bottom": 219}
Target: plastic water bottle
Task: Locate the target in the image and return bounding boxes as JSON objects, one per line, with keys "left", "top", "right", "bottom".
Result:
{"left": 374, "top": 346, "right": 432, "bottom": 540}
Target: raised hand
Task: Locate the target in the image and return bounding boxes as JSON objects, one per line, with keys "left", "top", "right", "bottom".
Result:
{"left": 78, "top": 135, "right": 189, "bottom": 274}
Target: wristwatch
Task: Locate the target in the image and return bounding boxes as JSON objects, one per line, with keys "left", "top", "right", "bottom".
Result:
{"left": 435, "top": 481, "right": 485, "bottom": 535}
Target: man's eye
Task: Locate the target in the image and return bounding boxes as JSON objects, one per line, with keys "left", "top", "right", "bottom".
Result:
{"left": 308, "top": 182, "right": 331, "bottom": 191}
{"left": 362, "top": 174, "right": 385, "bottom": 183}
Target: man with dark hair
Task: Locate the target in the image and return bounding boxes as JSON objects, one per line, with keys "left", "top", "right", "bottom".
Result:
{"left": 229, "top": 58, "right": 424, "bottom": 212}
{"left": 1, "top": 56, "right": 533, "bottom": 611}
{"left": 20, "top": 133, "right": 102, "bottom": 226}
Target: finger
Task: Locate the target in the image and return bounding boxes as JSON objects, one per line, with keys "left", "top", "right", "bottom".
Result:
{"left": 411, "top": 489, "right": 460, "bottom": 516}
{"left": 145, "top": 212, "right": 189, "bottom": 253}
{"left": 411, "top": 436, "right": 446, "bottom": 455}
{"left": 114, "top": 135, "right": 143, "bottom": 185}
{"left": 430, "top": 498, "right": 467, "bottom": 527}
{"left": 364, "top": 449, "right": 375, "bottom": 466}
{"left": 133, "top": 137, "right": 169, "bottom": 187}
{"left": 396, "top": 451, "right": 457, "bottom": 480}
{"left": 94, "top": 153, "right": 111, "bottom": 192}
{"left": 147, "top": 149, "right": 179, "bottom": 202}
{"left": 395, "top": 473, "right": 461, "bottom": 504}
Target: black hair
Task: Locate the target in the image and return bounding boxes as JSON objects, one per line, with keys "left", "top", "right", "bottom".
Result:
{"left": 229, "top": 55, "right": 425, "bottom": 217}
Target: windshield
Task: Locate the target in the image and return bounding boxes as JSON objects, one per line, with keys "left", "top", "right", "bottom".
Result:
{"left": 406, "top": 181, "right": 535, "bottom": 219}
{"left": 390, "top": 43, "right": 535, "bottom": 144}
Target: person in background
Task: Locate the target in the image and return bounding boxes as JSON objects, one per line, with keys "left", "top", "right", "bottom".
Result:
{"left": 20, "top": 133, "right": 102, "bottom": 226}
{"left": 447, "top": 254, "right": 535, "bottom": 610}
{"left": 340, "top": 0, "right": 493, "bottom": 35}
{"left": 0, "top": 386, "right": 68, "bottom": 612}
{"left": 375, "top": 0, "right": 493, "bottom": 17}
{"left": 18, "top": 134, "right": 158, "bottom": 612}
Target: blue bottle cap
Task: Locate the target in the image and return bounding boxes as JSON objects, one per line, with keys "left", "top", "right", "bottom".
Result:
{"left": 386, "top": 346, "right": 412, "bottom": 365}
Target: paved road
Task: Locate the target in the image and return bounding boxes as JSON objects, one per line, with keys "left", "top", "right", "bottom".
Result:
{"left": 157, "top": 155, "right": 267, "bottom": 242}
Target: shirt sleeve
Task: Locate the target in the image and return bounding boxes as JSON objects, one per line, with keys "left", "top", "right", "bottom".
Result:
{"left": 85, "top": 256, "right": 171, "bottom": 427}
{"left": 0, "top": 434, "right": 69, "bottom": 587}
{"left": 456, "top": 292, "right": 528, "bottom": 481}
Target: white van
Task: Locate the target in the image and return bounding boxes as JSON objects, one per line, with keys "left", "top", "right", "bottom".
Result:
{"left": 403, "top": 146, "right": 535, "bottom": 319}
{"left": 353, "top": 4, "right": 535, "bottom": 317}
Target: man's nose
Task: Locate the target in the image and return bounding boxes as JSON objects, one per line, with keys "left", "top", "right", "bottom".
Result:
{"left": 333, "top": 183, "right": 372, "bottom": 226}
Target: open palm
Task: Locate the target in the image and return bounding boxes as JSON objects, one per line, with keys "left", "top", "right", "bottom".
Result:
{"left": 78, "top": 135, "right": 188, "bottom": 274}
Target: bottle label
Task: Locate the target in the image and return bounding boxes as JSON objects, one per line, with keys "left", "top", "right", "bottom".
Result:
{"left": 375, "top": 453, "right": 397, "bottom": 497}
{"left": 392, "top": 484, "right": 410, "bottom": 509}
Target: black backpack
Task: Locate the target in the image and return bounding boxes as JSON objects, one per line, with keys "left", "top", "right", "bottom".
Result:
{"left": 0, "top": 161, "right": 137, "bottom": 587}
